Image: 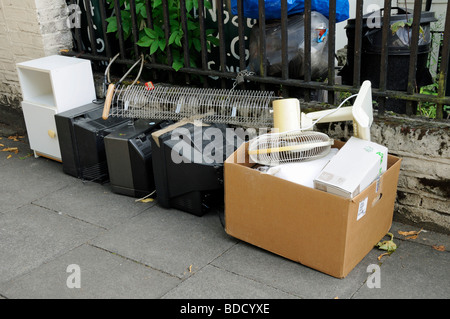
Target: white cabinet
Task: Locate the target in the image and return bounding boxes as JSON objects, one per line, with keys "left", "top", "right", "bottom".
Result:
{"left": 17, "top": 55, "right": 96, "bottom": 161}
{"left": 21, "top": 102, "right": 60, "bottom": 160}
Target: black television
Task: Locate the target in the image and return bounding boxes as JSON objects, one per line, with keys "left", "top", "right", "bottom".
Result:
{"left": 73, "top": 115, "right": 131, "bottom": 183}
{"left": 104, "top": 119, "right": 170, "bottom": 198}
{"left": 151, "top": 122, "right": 242, "bottom": 216}
{"left": 55, "top": 103, "right": 104, "bottom": 178}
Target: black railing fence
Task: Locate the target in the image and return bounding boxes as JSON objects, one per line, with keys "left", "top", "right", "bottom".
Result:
{"left": 64, "top": 0, "right": 450, "bottom": 119}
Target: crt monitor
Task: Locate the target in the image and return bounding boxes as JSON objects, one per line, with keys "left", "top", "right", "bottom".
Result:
{"left": 104, "top": 119, "right": 170, "bottom": 198}
{"left": 73, "top": 116, "right": 131, "bottom": 183}
{"left": 151, "top": 122, "right": 242, "bottom": 216}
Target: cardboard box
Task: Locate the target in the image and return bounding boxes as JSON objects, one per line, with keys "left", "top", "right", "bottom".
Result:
{"left": 224, "top": 140, "right": 402, "bottom": 278}
{"left": 314, "top": 137, "right": 388, "bottom": 199}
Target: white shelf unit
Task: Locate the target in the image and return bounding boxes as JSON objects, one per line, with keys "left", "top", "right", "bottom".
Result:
{"left": 17, "top": 55, "right": 96, "bottom": 161}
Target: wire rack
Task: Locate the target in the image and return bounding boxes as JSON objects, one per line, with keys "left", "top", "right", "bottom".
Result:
{"left": 108, "top": 84, "right": 278, "bottom": 127}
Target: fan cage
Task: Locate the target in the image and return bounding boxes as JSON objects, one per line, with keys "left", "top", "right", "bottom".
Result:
{"left": 249, "top": 131, "right": 334, "bottom": 166}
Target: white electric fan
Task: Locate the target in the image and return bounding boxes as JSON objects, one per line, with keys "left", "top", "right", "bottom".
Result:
{"left": 300, "top": 80, "right": 374, "bottom": 141}
{"left": 248, "top": 80, "right": 374, "bottom": 166}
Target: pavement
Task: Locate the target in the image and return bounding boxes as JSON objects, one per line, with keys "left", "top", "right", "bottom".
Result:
{"left": 0, "top": 130, "right": 449, "bottom": 302}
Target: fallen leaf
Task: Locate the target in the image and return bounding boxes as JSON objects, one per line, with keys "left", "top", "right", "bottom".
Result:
{"left": 7, "top": 154, "right": 12, "bottom": 159}
{"left": 0, "top": 144, "right": 3, "bottom": 147}
{"left": 2, "top": 147, "right": 18, "bottom": 153}
{"left": 134, "top": 190, "right": 156, "bottom": 203}
{"left": 398, "top": 228, "right": 424, "bottom": 240}
{"left": 138, "top": 198, "right": 154, "bottom": 203}
{"left": 188, "top": 265, "right": 193, "bottom": 273}
{"left": 377, "top": 252, "right": 391, "bottom": 260}
{"left": 7, "top": 135, "right": 24, "bottom": 142}
{"left": 398, "top": 230, "right": 418, "bottom": 236}
{"left": 19, "top": 153, "right": 33, "bottom": 160}
{"left": 377, "top": 241, "right": 397, "bottom": 252}
{"left": 376, "top": 232, "right": 397, "bottom": 252}
{"left": 398, "top": 228, "right": 423, "bottom": 239}
{"left": 432, "top": 245, "right": 445, "bottom": 252}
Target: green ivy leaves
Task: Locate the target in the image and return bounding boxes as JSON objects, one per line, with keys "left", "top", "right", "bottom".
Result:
{"left": 138, "top": 26, "right": 166, "bottom": 55}
{"left": 105, "top": 0, "right": 217, "bottom": 72}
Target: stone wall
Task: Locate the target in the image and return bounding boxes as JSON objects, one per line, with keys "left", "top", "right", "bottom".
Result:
{"left": 322, "top": 114, "right": 450, "bottom": 234}
{"left": 0, "top": 0, "right": 72, "bottom": 131}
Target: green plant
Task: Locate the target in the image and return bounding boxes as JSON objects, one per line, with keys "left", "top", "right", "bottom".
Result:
{"left": 418, "top": 83, "right": 438, "bottom": 118}
{"left": 390, "top": 18, "right": 425, "bottom": 37}
{"left": 418, "top": 85, "right": 450, "bottom": 119}
{"left": 410, "top": 12, "right": 450, "bottom": 119}
{"left": 105, "top": 0, "right": 218, "bottom": 71}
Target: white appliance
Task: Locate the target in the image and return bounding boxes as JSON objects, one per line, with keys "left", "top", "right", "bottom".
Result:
{"left": 16, "top": 55, "right": 96, "bottom": 161}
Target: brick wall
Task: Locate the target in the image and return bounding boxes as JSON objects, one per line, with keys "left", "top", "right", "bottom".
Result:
{"left": 0, "top": 0, "right": 72, "bottom": 127}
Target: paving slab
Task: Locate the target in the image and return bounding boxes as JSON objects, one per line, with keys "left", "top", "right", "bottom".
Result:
{"left": 352, "top": 240, "right": 450, "bottom": 299}
{"left": 0, "top": 244, "right": 181, "bottom": 299}
{"left": 33, "top": 180, "right": 154, "bottom": 229}
{"left": 91, "top": 205, "right": 238, "bottom": 279}
{"left": 162, "top": 264, "right": 298, "bottom": 299}
{"left": 0, "top": 204, "right": 102, "bottom": 284}
{"left": 210, "top": 240, "right": 386, "bottom": 299}
{"left": 0, "top": 156, "right": 73, "bottom": 214}
{"left": 0, "top": 135, "right": 33, "bottom": 168}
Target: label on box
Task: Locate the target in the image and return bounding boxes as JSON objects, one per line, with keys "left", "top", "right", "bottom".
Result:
{"left": 357, "top": 197, "right": 368, "bottom": 221}
{"left": 375, "top": 176, "right": 381, "bottom": 193}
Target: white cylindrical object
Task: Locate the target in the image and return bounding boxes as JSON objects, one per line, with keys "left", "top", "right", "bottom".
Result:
{"left": 272, "top": 98, "right": 301, "bottom": 132}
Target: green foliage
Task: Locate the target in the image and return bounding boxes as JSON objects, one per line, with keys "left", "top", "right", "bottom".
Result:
{"left": 390, "top": 18, "right": 424, "bottom": 37}
{"left": 417, "top": 83, "right": 450, "bottom": 119}
{"left": 376, "top": 233, "right": 397, "bottom": 253}
{"left": 105, "top": 0, "right": 217, "bottom": 71}
{"left": 418, "top": 83, "right": 438, "bottom": 118}
{"left": 416, "top": 15, "right": 449, "bottom": 119}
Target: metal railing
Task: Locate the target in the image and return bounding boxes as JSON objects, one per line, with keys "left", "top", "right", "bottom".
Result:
{"left": 64, "top": 0, "right": 450, "bottom": 119}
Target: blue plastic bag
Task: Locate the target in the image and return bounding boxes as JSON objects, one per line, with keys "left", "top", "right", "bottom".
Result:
{"left": 230, "top": 0, "right": 350, "bottom": 23}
